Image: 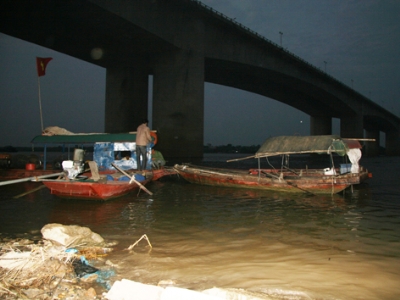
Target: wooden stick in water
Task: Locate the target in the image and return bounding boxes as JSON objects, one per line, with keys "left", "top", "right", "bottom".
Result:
{"left": 13, "top": 185, "right": 47, "bottom": 199}
{"left": 127, "top": 234, "right": 152, "bottom": 250}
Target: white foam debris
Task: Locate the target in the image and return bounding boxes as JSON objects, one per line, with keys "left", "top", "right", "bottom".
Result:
{"left": 104, "top": 279, "right": 269, "bottom": 300}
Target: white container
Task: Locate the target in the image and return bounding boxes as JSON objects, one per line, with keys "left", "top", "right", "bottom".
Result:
{"left": 323, "top": 168, "right": 336, "bottom": 175}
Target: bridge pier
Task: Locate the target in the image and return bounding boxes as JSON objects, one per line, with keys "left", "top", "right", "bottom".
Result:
{"left": 386, "top": 130, "right": 400, "bottom": 156}
{"left": 152, "top": 49, "right": 205, "bottom": 160}
{"left": 310, "top": 115, "right": 332, "bottom": 135}
{"left": 340, "top": 113, "right": 364, "bottom": 139}
{"left": 365, "top": 130, "right": 380, "bottom": 156}
{"left": 105, "top": 60, "right": 149, "bottom": 133}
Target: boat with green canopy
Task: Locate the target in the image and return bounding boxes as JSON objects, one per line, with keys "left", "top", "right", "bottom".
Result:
{"left": 174, "top": 135, "right": 371, "bottom": 195}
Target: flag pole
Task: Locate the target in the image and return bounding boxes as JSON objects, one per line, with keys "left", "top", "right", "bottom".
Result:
{"left": 36, "top": 57, "right": 52, "bottom": 132}
{"left": 38, "top": 76, "right": 44, "bottom": 132}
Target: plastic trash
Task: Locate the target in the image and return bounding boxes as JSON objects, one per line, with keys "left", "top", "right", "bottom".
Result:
{"left": 118, "top": 176, "right": 130, "bottom": 181}
{"left": 72, "top": 257, "right": 99, "bottom": 278}
{"left": 134, "top": 174, "right": 145, "bottom": 181}
{"left": 95, "top": 268, "right": 116, "bottom": 290}
{"left": 65, "top": 248, "right": 78, "bottom": 254}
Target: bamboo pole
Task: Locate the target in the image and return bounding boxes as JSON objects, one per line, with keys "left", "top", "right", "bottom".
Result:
{"left": 343, "top": 138, "right": 376, "bottom": 141}
{"left": 38, "top": 76, "right": 44, "bottom": 132}
{"left": 226, "top": 155, "right": 255, "bottom": 162}
{"left": 0, "top": 172, "right": 64, "bottom": 187}
{"left": 111, "top": 163, "right": 153, "bottom": 195}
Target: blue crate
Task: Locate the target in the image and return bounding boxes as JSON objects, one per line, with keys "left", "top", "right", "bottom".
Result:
{"left": 340, "top": 163, "right": 352, "bottom": 174}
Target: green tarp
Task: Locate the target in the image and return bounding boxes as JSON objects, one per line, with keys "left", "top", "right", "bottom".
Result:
{"left": 31, "top": 133, "right": 137, "bottom": 145}
{"left": 255, "top": 135, "right": 361, "bottom": 158}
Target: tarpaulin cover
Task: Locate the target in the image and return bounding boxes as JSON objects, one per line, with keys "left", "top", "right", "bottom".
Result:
{"left": 255, "top": 135, "right": 362, "bottom": 158}
{"left": 31, "top": 133, "right": 137, "bottom": 144}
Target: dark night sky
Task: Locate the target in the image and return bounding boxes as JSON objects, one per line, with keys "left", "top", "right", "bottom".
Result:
{"left": 1, "top": 0, "right": 399, "bottom": 147}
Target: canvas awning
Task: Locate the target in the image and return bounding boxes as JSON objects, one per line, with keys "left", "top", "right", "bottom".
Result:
{"left": 31, "top": 133, "right": 137, "bottom": 145}
{"left": 255, "top": 135, "right": 362, "bottom": 158}
{"left": 30, "top": 133, "right": 140, "bottom": 171}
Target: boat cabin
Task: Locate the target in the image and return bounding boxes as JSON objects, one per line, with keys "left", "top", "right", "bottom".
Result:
{"left": 31, "top": 132, "right": 156, "bottom": 171}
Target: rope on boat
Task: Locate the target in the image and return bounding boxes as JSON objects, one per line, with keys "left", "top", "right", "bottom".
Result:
{"left": 280, "top": 155, "right": 285, "bottom": 177}
{"left": 327, "top": 149, "right": 344, "bottom": 195}
{"left": 265, "top": 156, "right": 276, "bottom": 169}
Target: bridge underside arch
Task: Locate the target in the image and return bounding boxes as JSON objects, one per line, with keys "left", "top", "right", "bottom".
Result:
{"left": 205, "top": 59, "right": 350, "bottom": 117}
{"left": 204, "top": 58, "right": 361, "bottom": 137}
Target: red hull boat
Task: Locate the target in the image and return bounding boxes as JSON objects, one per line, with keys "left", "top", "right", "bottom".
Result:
{"left": 174, "top": 164, "right": 367, "bottom": 195}
{"left": 42, "top": 175, "right": 152, "bottom": 201}
{"left": 174, "top": 135, "right": 372, "bottom": 195}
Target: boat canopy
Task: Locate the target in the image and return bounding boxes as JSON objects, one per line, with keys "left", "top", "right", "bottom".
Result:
{"left": 30, "top": 133, "right": 144, "bottom": 171}
{"left": 31, "top": 133, "right": 137, "bottom": 145}
{"left": 255, "top": 135, "right": 362, "bottom": 158}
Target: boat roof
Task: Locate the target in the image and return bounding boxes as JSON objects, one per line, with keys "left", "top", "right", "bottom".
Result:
{"left": 255, "top": 135, "right": 362, "bottom": 158}
{"left": 31, "top": 133, "right": 137, "bottom": 145}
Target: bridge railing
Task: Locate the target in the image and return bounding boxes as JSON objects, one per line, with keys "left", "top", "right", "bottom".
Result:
{"left": 190, "top": 0, "right": 398, "bottom": 119}
{"left": 191, "top": 1, "right": 334, "bottom": 75}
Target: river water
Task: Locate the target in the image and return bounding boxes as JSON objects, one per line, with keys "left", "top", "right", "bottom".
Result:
{"left": 0, "top": 154, "right": 399, "bottom": 299}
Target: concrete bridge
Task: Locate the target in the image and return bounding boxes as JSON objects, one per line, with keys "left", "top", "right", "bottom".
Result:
{"left": 2, "top": 0, "right": 399, "bottom": 158}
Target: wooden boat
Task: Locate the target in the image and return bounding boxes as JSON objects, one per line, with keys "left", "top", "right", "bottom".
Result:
{"left": 174, "top": 135, "right": 372, "bottom": 195}
{"left": 40, "top": 170, "right": 152, "bottom": 201}
{"left": 152, "top": 167, "right": 177, "bottom": 181}
{"left": 29, "top": 131, "right": 175, "bottom": 183}
{"left": 0, "top": 131, "right": 178, "bottom": 198}
{"left": 0, "top": 152, "right": 60, "bottom": 181}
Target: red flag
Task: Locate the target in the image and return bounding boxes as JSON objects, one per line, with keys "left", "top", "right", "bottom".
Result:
{"left": 36, "top": 57, "right": 53, "bottom": 77}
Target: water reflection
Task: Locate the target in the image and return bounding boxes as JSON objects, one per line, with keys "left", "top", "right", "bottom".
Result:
{"left": 49, "top": 199, "right": 130, "bottom": 227}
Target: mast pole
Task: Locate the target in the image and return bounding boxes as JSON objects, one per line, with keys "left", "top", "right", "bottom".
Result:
{"left": 38, "top": 76, "right": 44, "bottom": 132}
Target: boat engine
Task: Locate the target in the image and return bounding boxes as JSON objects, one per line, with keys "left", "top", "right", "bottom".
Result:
{"left": 62, "top": 149, "right": 85, "bottom": 179}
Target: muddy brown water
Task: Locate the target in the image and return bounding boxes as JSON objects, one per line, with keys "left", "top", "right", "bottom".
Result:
{"left": 1, "top": 154, "right": 399, "bottom": 299}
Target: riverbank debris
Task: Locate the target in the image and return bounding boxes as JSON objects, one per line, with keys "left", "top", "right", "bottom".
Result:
{"left": 1, "top": 225, "right": 268, "bottom": 300}
{"left": 0, "top": 224, "right": 116, "bottom": 299}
